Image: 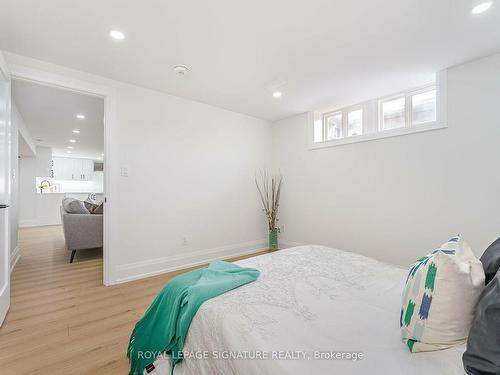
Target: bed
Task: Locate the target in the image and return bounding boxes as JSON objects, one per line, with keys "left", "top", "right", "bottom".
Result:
{"left": 147, "top": 245, "right": 466, "bottom": 375}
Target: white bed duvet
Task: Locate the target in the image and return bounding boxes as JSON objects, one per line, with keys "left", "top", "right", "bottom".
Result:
{"left": 148, "top": 246, "right": 466, "bottom": 375}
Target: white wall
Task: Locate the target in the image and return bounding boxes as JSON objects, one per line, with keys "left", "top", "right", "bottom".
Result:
{"left": 273, "top": 53, "right": 500, "bottom": 266}
{"left": 5, "top": 52, "right": 272, "bottom": 283}
{"left": 15, "top": 104, "right": 41, "bottom": 229}
{"left": 9, "top": 102, "right": 20, "bottom": 269}
{"left": 15, "top": 104, "right": 36, "bottom": 157}
{"left": 109, "top": 83, "right": 271, "bottom": 282}
{"left": 19, "top": 145, "right": 64, "bottom": 227}
{"left": 18, "top": 156, "right": 37, "bottom": 227}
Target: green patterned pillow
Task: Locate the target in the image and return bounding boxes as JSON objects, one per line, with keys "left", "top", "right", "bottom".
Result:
{"left": 401, "top": 235, "right": 485, "bottom": 352}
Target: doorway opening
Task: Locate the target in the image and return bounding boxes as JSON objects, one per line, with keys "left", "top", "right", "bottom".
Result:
{"left": 11, "top": 77, "right": 108, "bottom": 283}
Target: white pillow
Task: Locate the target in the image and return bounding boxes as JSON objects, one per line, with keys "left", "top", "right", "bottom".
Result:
{"left": 401, "top": 235, "right": 485, "bottom": 352}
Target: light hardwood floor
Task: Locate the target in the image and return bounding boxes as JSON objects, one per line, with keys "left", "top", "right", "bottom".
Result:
{"left": 0, "top": 225, "right": 268, "bottom": 375}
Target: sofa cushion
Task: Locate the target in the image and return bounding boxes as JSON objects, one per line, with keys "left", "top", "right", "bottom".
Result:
{"left": 62, "top": 198, "right": 90, "bottom": 214}
{"left": 84, "top": 200, "right": 99, "bottom": 213}
{"left": 480, "top": 237, "right": 500, "bottom": 285}
{"left": 92, "top": 202, "right": 104, "bottom": 215}
{"left": 83, "top": 199, "right": 103, "bottom": 214}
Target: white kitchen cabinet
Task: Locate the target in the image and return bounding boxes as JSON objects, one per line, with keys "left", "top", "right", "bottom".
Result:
{"left": 73, "top": 159, "right": 93, "bottom": 180}
{"left": 52, "top": 157, "right": 66, "bottom": 179}
{"left": 52, "top": 157, "right": 73, "bottom": 180}
{"left": 81, "top": 159, "right": 94, "bottom": 181}
{"left": 52, "top": 157, "right": 95, "bottom": 181}
{"left": 71, "top": 159, "right": 82, "bottom": 180}
{"left": 64, "top": 158, "right": 76, "bottom": 180}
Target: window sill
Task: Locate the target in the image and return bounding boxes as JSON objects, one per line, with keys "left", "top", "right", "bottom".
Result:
{"left": 309, "top": 122, "right": 447, "bottom": 150}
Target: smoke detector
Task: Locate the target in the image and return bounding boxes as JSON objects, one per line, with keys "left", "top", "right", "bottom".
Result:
{"left": 173, "top": 65, "right": 189, "bottom": 76}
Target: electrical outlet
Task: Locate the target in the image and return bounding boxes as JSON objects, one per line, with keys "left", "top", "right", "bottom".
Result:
{"left": 182, "top": 236, "right": 188, "bottom": 246}
{"left": 280, "top": 224, "right": 285, "bottom": 233}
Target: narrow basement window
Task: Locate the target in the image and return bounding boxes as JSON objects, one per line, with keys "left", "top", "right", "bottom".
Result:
{"left": 347, "top": 109, "right": 363, "bottom": 136}
{"left": 313, "top": 84, "right": 442, "bottom": 148}
{"left": 325, "top": 112, "right": 342, "bottom": 140}
{"left": 380, "top": 96, "right": 405, "bottom": 130}
{"left": 411, "top": 89, "right": 436, "bottom": 125}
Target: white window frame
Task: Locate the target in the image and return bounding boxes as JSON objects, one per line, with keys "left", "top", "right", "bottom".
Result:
{"left": 378, "top": 94, "right": 407, "bottom": 131}
{"left": 322, "top": 105, "right": 364, "bottom": 141}
{"left": 378, "top": 85, "right": 437, "bottom": 131}
{"left": 346, "top": 105, "right": 364, "bottom": 137}
{"left": 408, "top": 86, "right": 438, "bottom": 126}
{"left": 323, "top": 110, "right": 343, "bottom": 140}
{"left": 309, "top": 70, "right": 447, "bottom": 150}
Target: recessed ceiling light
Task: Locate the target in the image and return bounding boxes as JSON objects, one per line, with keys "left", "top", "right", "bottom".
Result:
{"left": 173, "top": 65, "right": 189, "bottom": 76}
{"left": 472, "top": 1, "right": 493, "bottom": 14}
{"left": 76, "top": 114, "right": 85, "bottom": 119}
{"left": 109, "top": 30, "right": 125, "bottom": 40}
{"left": 67, "top": 151, "right": 72, "bottom": 154}
{"left": 72, "top": 129, "right": 80, "bottom": 134}
{"left": 273, "top": 91, "right": 282, "bottom": 98}
{"left": 69, "top": 139, "right": 76, "bottom": 143}
{"left": 67, "top": 146, "right": 73, "bottom": 149}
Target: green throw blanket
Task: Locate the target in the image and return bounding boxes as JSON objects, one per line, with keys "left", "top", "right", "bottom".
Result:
{"left": 127, "top": 260, "right": 260, "bottom": 375}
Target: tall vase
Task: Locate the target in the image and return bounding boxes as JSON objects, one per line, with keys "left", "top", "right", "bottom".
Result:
{"left": 269, "top": 228, "right": 279, "bottom": 251}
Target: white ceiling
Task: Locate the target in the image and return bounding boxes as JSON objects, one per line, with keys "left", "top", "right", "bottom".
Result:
{"left": 12, "top": 79, "right": 104, "bottom": 160}
{"left": 1, "top": 0, "right": 500, "bottom": 121}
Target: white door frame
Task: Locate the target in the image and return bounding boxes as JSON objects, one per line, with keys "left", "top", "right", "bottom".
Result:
{"left": 7, "top": 62, "right": 116, "bottom": 286}
{"left": 0, "top": 52, "right": 12, "bottom": 325}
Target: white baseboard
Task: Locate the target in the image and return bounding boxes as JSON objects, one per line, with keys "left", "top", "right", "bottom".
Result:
{"left": 111, "top": 238, "right": 268, "bottom": 285}
{"left": 18, "top": 219, "right": 38, "bottom": 228}
{"left": 10, "top": 246, "right": 20, "bottom": 273}
{"left": 19, "top": 221, "right": 62, "bottom": 228}
{"left": 279, "top": 239, "right": 302, "bottom": 249}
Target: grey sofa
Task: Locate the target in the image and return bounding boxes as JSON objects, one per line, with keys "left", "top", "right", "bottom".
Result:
{"left": 60, "top": 206, "right": 103, "bottom": 263}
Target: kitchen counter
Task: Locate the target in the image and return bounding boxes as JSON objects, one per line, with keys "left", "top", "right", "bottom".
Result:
{"left": 37, "top": 191, "right": 104, "bottom": 194}
{"left": 26, "top": 192, "right": 104, "bottom": 227}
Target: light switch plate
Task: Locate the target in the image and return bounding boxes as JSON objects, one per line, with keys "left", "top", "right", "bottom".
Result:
{"left": 120, "top": 166, "right": 129, "bottom": 177}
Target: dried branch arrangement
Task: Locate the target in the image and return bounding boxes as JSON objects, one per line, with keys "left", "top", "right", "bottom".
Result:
{"left": 255, "top": 170, "right": 283, "bottom": 230}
